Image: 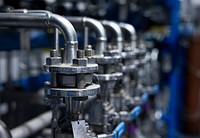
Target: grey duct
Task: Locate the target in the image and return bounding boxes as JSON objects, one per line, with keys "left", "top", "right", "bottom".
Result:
{"left": 0, "top": 10, "right": 78, "bottom": 64}
{"left": 66, "top": 16, "right": 107, "bottom": 56}
{"left": 101, "top": 20, "right": 123, "bottom": 52}
{"left": 11, "top": 111, "right": 52, "bottom": 138}
{"left": 119, "top": 22, "right": 137, "bottom": 50}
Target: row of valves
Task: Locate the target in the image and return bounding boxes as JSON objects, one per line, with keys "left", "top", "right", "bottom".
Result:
{"left": 0, "top": 9, "right": 160, "bottom": 138}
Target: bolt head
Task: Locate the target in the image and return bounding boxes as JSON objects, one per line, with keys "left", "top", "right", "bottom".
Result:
{"left": 46, "top": 57, "right": 61, "bottom": 65}
{"left": 73, "top": 58, "right": 88, "bottom": 66}
{"left": 87, "top": 57, "right": 96, "bottom": 64}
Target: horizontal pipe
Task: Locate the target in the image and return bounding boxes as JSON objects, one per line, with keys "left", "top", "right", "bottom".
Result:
{"left": 101, "top": 20, "right": 123, "bottom": 52}
{"left": 66, "top": 16, "right": 107, "bottom": 56}
{"left": 0, "top": 10, "right": 78, "bottom": 64}
{"left": 0, "top": 120, "right": 12, "bottom": 138}
{"left": 11, "top": 111, "right": 52, "bottom": 138}
{"left": 119, "top": 22, "right": 136, "bottom": 50}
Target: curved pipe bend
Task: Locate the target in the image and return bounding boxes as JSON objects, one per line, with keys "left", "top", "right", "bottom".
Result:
{"left": 119, "top": 23, "right": 136, "bottom": 50}
{"left": 66, "top": 16, "right": 107, "bottom": 56}
{"left": 101, "top": 20, "right": 123, "bottom": 52}
{"left": 0, "top": 10, "right": 78, "bottom": 64}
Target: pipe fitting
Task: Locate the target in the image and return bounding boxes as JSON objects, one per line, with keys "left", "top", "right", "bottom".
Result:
{"left": 119, "top": 22, "right": 136, "bottom": 50}
{"left": 101, "top": 20, "right": 123, "bottom": 52}
{"left": 66, "top": 16, "right": 107, "bottom": 56}
{"left": 0, "top": 10, "right": 78, "bottom": 64}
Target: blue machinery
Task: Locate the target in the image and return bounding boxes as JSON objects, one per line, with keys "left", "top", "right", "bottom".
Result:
{"left": 164, "top": 0, "right": 181, "bottom": 137}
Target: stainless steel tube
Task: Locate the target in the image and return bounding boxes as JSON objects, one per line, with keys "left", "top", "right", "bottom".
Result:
{"left": 0, "top": 120, "right": 12, "bottom": 138}
{"left": 54, "top": 28, "right": 59, "bottom": 51}
{"left": 84, "top": 26, "right": 89, "bottom": 49}
{"left": 101, "top": 20, "right": 123, "bottom": 52}
{"left": 66, "top": 17, "right": 107, "bottom": 55}
{"left": 11, "top": 111, "right": 52, "bottom": 138}
{"left": 0, "top": 10, "right": 78, "bottom": 64}
{"left": 119, "top": 23, "right": 136, "bottom": 50}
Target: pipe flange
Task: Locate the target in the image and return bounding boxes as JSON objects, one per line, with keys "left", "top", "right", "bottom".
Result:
{"left": 103, "top": 50, "right": 120, "bottom": 57}
{"left": 43, "top": 63, "right": 98, "bottom": 74}
{"left": 45, "top": 83, "right": 100, "bottom": 97}
{"left": 97, "top": 73, "right": 123, "bottom": 81}
{"left": 134, "top": 59, "right": 147, "bottom": 67}
{"left": 121, "top": 51, "right": 135, "bottom": 59}
{"left": 95, "top": 56, "right": 121, "bottom": 64}
{"left": 135, "top": 48, "right": 146, "bottom": 59}
{"left": 122, "top": 64, "right": 136, "bottom": 73}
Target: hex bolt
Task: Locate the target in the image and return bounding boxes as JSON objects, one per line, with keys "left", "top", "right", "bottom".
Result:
{"left": 77, "top": 50, "right": 85, "bottom": 58}
{"left": 85, "top": 45, "right": 93, "bottom": 57}
{"left": 50, "top": 49, "right": 58, "bottom": 57}
{"left": 46, "top": 50, "right": 62, "bottom": 65}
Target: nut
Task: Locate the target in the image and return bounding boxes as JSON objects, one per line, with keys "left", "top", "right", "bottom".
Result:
{"left": 73, "top": 58, "right": 88, "bottom": 66}
{"left": 87, "top": 57, "right": 96, "bottom": 64}
{"left": 46, "top": 57, "right": 61, "bottom": 65}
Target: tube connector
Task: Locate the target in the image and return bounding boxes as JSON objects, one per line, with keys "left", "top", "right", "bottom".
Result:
{"left": 101, "top": 20, "right": 123, "bottom": 52}
{"left": 119, "top": 22, "right": 137, "bottom": 50}
{"left": 67, "top": 16, "right": 107, "bottom": 56}
{"left": 0, "top": 10, "right": 78, "bottom": 64}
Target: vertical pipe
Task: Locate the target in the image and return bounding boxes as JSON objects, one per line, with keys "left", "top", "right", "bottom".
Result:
{"left": 54, "top": 28, "right": 59, "bottom": 51}
{"left": 84, "top": 27, "right": 89, "bottom": 50}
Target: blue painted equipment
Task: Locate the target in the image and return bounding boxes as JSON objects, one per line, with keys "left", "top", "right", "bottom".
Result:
{"left": 131, "top": 106, "right": 141, "bottom": 120}
{"left": 113, "top": 122, "right": 125, "bottom": 138}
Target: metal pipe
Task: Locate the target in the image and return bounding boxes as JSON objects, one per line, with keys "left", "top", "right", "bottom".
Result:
{"left": 54, "top": 28, "right": 59, "bottom": 51}
{"left": 101, "top": 20, "right": 123, "bottom": 52}
{"left": 0, "top": 10, "right": 78, "bottom": 64}
{"left": 66, "top": 16, "right": 107, "bottom": 55}
{"left": 0, "top": 120, "right": 12, "bottom": 138}
{"left": 11, "top": 111, "right": 52, "bottom": 138}
{"left": 119, "top": 23, "right": 136, "bottom": 50}
{"left": 84, "top": 26, "right": 89, "bottom": 50}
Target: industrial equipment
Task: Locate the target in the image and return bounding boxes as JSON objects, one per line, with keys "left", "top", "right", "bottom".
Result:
{"left": 0, "top": 1, "right": 174, "bottom": 138}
